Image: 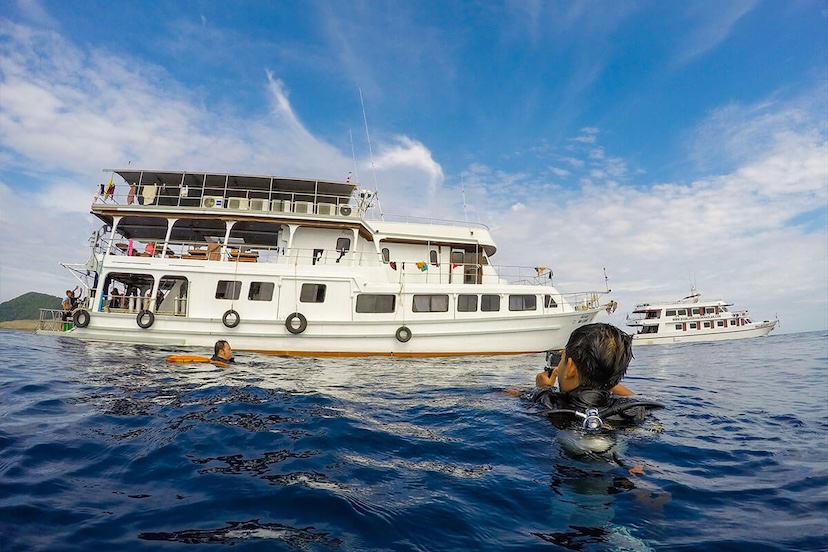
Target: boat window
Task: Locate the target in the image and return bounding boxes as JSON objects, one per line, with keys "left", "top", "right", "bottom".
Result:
{"left": 705, "top": 307, "right": 715, "bottom": 314}
{"left": 544, "top": 295, "right": 558, "bottom": 308}
{"left": 249, "top": 282, "right": 274, "bottom": 302}
{"left": 216, "top": 280, "right": 241, "bottom": 300}
{"left": 729, "top": 319, "right": 737, "bottom": 326}
{"left": 717, "top": 321, "right": 725, "bottom": 327}
{"left": 336, "top": 238, "right": 350, "bottom": 252}
{"left": 703, "top": 321, "right": 712, "bottom": 328}
{"left": 413, "top": 294, "right": 449, "bottom": 313}
{"left": 677, "top": 309, "right": 687, "bottom": 316}
{"left": 675, "top": 324, "right": 683, "bottom": 330}
{"left": 430, "top": 250, "right": 439, "bottom": 266}
{"left": 645, "top": 310, "right": 660, "bottom": 319}
{"left": 642, "top": 325, "right": 658, "bottom": 334}
{"left": 451, "top": 250, "right": 464, "bottom": 264}
{"left": 381, "top": 248, "right": 390, "bottom": 263}
{"left": 457, "top": 294, "right": 478, "bottom": 312}
{"left": 102, "top": 272, "right": 155, "bottom": 313}
{"left": 159, "top": 276, "right": 188, "bottom": 315}
{"left": 356, "top": 294, "right": 396, "bottom": 313}
{"left": 481, "top": 294, "right": 500, "bottom": 312}
{"left": 689, "top": 322, "right": 698, "bottom": 329}
{"left": 300, "top": 283, "right": 326, "bottom": 303}
{"left": 509, "top": 295, "right": 537, "bottom": 311}
{"left": 692, "top": 308, "right": 701, "bottom": 315}
{"left": 666, "top": 309, "right": 677, "bottom": 317}
{"left": 312, "top": 248, "right": 324, "bottom": 265}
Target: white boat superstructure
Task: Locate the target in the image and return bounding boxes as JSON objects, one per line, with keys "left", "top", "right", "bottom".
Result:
{"left": 625, "top": 288, "right": 778, "bottom": 345}
{"left": 39, "top": 169, "right": 612, "bottom": 356}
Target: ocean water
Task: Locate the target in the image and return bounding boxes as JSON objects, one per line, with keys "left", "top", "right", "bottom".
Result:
{"left": 0, "top": 330, "right": 826, "bottom": 551}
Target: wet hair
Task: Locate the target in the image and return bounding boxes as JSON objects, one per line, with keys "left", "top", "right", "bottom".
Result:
{"left": 564, "top": 323, "right": 633, "bottom": 390}
{"left": 214, "top": 340, "right": 229, "bottom": 356}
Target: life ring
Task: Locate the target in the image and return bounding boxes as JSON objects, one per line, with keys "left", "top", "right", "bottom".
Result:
{"left": 137, "top": 309, "right": 155, "bottom": 329}
{"left": 395, "top": 325, "right": 412, "bottom": 343}
{"left": 222, "top": 309, "right": 240, "bottom": 328}
{"left": 285, "top": 312, "right": 307, "bottom": 334}
{"left": 73, "top": 309, "right": 90, "bottom": 328}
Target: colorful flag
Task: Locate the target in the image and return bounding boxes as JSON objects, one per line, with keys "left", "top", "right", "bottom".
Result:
{"left": 416, "top": 261, "right": 428, "bottom": 272}
{"left": 104, "top": 175, "right": 115, "bottom": 200}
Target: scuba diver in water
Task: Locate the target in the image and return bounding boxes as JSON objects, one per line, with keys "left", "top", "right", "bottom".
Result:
{"left": 210, "top": 340, "right": 236, "bottom": 365}
{"left": 529, "top": 323, "right": 671, "bottom": 544}
{"left": 533, "top": 323, "right": 663, "bottom": 435}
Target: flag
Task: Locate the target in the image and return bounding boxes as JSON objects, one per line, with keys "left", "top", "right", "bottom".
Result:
{"left": 346, "top": 172, "right": 351, "bottom": 183}
{"left": 535, "top": 266, "right": 548, "bottom": 276}
{"left": 104, "top": 175, "right": 115, "bottom": 200}
{"left": 416, "top": 261, "right": 428, "bottom": 272}
{"left": 389, "top": 262, "right": 397, "bottom": 270}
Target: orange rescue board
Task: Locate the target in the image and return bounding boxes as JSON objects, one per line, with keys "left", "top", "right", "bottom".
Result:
{"left": 166, "top": 355, "right": 212, "bottom": 364}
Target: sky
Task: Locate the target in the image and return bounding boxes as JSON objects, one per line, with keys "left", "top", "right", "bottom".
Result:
{"left": 1, "top": 0, "right": 826, "bottom": 334}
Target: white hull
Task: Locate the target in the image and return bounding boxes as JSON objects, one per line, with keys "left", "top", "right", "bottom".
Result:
{"left": 42, "top": 169, "right": 610, "bottom": 357}
{"left": 631, "top": 320, "right": 777, "bottom": 346}
{"left": 42, "top": 307, "right": 601, "bottom": 356}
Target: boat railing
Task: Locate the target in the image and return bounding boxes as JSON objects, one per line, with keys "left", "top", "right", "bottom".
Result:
{"left": 366, "top": 213, "right": 490, "bottom": 230}
{"left": 38, "top": 308, "right": 71, "bottom": 332}
{"left": 99, "top": 292, "right": 188, "bottom": 316}
{"left": 93, "top": 183, "right": 356, "bottom": 216}
{"left": 91, "top": 183, "right": 496, "bottom": 232}
{"left": 100, "top": 239, "right": 604, "bottom": 294}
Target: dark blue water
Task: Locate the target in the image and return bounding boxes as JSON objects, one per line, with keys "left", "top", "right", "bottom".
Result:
{"left": 1, "top": 330, "right": 826, "bottom": 551}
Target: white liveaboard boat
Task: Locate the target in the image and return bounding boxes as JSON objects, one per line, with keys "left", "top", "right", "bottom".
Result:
{"left": 38, "top": 169, "right": 612, "bottom": 356}
{"left": 625, "top": 287, "right": 778, "bottom": 345}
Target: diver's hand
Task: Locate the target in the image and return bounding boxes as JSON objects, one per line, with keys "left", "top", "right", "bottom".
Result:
{"left": 535, "top": 366, "right": 558, "bottom": 388}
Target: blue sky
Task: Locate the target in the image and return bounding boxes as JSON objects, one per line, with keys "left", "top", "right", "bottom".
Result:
{"left": 1, "top": 0, "right": 826, "bottom": 333}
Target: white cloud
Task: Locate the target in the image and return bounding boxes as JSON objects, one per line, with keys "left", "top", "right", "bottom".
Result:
{"left": 458, "top": 92, "right": 827, "bottom": 334}
{"left": 672, "top": 0, "right": 759, "bottom": 66}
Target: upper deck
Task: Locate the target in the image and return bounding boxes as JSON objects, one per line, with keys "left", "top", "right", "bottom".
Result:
{"left": 92, "top": 169, "right": 497, "bottom": 255}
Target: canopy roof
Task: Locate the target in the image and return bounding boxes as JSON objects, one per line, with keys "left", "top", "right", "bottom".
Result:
{"left": 112, "top": 169, "right": 356, "bottom": 203}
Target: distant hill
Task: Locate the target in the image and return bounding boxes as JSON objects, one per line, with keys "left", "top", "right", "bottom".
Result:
{"left": 0, "top": 292, "right": 63, "bottom": 322}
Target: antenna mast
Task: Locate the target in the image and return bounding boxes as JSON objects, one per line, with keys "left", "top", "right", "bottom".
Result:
{"left": 348, "top": 129, "right": 359, "bottom": 183}
{"left": 359, "top": 88, "right": 383, "bottom": 219}
{"left": 461, "top": 173, "right": 468, "bottom": 222}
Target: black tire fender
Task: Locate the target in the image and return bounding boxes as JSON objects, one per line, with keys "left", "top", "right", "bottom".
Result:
{"left": 73, "top": 309, "right": 91, "bottom": 328}
{"left": 137, "top": 309, "right": 155, "bottom": 329}
{"left": 285, "top": 312, "right": 307, "bottom": 334}
{"left": 222, "top": 309, "right": 240, "bottom": 328}
{"left": 395, "top": 325, "right": 412, "bottom": 343}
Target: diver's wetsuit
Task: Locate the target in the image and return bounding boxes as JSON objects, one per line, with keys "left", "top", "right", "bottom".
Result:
{"left": 532, "top": 386, "right": 661, "bottom": 428}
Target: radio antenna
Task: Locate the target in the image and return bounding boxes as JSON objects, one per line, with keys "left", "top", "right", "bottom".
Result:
{"left": 359, "top": 88, "right": 383, "bottom": 219}
{"left": 349, "top": 129, "right": 359, "bottom": 183}
{"left": 461, "top": 173, "right": 468, "bottom": 222}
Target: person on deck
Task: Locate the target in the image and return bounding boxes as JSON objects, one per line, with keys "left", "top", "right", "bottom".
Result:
{"left": 62, "top": 287, "right": 80, "bottom": 320}
{"left": 210, "top": 340, "right": 235, "bottom": 364}
{"left": 108, "top": 288, "right": 122, "bottom": 309}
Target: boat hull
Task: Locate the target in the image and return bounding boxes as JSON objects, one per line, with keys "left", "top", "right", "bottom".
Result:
{"left": 40, "top": 308, "right": 602, "bottom": 356}
{"left": 631, "top": 320, "right": 777, "bottom": 346}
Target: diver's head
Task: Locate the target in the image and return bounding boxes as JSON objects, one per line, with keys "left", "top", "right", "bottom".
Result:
{"left": 560, "top": 323, "right": 633, "bottom": 392}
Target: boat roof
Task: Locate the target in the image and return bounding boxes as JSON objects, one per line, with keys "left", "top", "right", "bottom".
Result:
{"left": 632, "top": 298, "right": 731, "bottom": 312}
{"left": 112, "top": 169, "right": 356, "bottom": 203}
